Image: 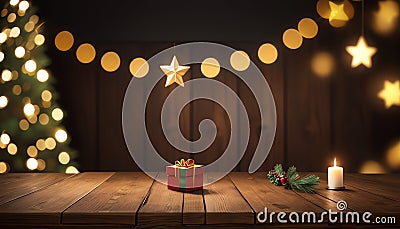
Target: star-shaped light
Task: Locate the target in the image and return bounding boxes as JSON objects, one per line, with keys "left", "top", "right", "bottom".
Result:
{"left": 160, "top": 56, "right": 190, "bottom": 87}
{"left": 329, "top": 1, "right": 349, "bottom": 22}
{"left": 378, "top": 80, "right": 400, "bottom": 108}
{"left": 346, "top": 36, "right": 377, "bottom": 68}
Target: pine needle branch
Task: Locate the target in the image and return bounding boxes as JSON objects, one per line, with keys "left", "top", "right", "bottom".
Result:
{"left": 289, "top": 175, "right": 320, "bottom": 193}
{"left": 274, "top": 164, "right": 284, "bottom": 176}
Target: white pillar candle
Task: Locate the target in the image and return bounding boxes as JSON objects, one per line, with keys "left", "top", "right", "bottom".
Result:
{"left": 328, "top": 158, "right": 344, "bottom": 188}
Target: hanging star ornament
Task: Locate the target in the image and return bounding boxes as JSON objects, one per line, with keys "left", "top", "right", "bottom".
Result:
{"left": 160, "top": 56, "right": 190, "bottom": 87}
{"left": 378, "top": 80, "right": 400, "bottom": 108}
{"left": 346, "top": 36, "right": 377, "bottom": 68}
{"left": 329, "top": 1, "right": 349, "bottom": 22}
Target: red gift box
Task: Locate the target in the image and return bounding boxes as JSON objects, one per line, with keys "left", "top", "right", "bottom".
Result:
{"left": 166, "top": 159, "right": 204, "bottom": 192}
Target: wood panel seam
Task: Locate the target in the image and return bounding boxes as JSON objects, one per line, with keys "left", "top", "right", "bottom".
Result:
{"left": 227, "top": 174, "right": 256, "bottom": 224}
{"left": 134, "top": 173, "right": 157, "bottom": 226}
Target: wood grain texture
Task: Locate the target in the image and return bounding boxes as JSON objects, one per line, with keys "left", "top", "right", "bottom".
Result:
{"left": 229, "top": 172, "right": 324, "bottom": 223}
{"left": 137, "top": 173, "right": 183, "bottom": 226}
{"left": 0, "top": 172, "right": 114, "bottom": 225}
{"left": 204, "top": 175, "right": 253, "bottom": 224}
{"left": 183, "top": 190, "right": 205, "bottom": 225}
{"left": 0, "top": 173, "right": 72, "bottom": 206}
{"left": 63, "top": 172, "right": 154, "bottom": 225}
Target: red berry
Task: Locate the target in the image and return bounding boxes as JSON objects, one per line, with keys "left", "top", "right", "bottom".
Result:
{"left": 280, "top": 176, "right": 287, "bottom": 185}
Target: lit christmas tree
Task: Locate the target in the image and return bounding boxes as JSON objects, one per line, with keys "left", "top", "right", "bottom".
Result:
{"left": 0, "top": 0, "right": 78, "bottom": 173}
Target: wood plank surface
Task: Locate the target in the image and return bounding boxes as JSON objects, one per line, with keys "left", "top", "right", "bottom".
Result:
{"left": 137, "top": 173, "right": 183, "bottom": 226}
{"left": 204, "top": 175, "right": 254, "bottom": 224}
{"left": 183, "top": 190, "right": 205, "bottom": 225}
{"left": 63, "top": 172, "right": 154, "bottom": 225}
{"left": 229, "top": 172, "right": 325, "bottom": 224}
{"left": 0, "top": 173, "right": 72, "bottom": 206}
{"left": 0, "top": 172, "right": 114, "bottom": 225}
{"left": 315, "top": 174, "right": 400, "bottom": 217}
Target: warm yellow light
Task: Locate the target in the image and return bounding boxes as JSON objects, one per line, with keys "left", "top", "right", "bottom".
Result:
{"left": 15, "top": 46, "right": 25, "bottom": 58}
{"left": 311, "top": 52, "right": 335, "bottom": 77}
{"left": 19, "top": 0, "right": 29, "bottom": 11}
{"left": 9, "top": 27, "right": 20, "bottom": 38}
{"left": 386, "top": 140, "right": 400, "bottom": 169}
{"left": 52, "top": 108, "right": 64, "bottom": 121}
{"left": 346, "top": 36, "right": 377, "bottom": 68}
{"left": 34, "top": 34, "right": 45, "bottom": 46}
{"left": 0, "top": 133, "right": 11, "bottom": 145}
{"left": 37, "top": 69, "right": 49, "bottom": 82}
{"left": 58, "top": 152, "right": 70, "bottom": 165}
{"left": 45, "top": 137, "right": 56, "bottom": 150}
{"left": 0, "top": 96, "right": 8, "bottom": 109}
{"left": 328, "top": 1, "right": 349, "bottom": 22}
{"left": 27, "top": 145, "right": 38, "bottom": 157}
{"left": 29, "top": 15, "right": 39, "bottom": 24}
{"left": 101, "top": 51, "right": 120, "bottom": 72}
{"left": 26, "top": 158, "right": 38, "bottom": 170}
{"left": 2, "top": 69, "right": 12, "bottom": 82}
{"left": 41, "top": 90, "right": 52, "bottom": 102}
{"left": 378, "top": 80, "right": 400, "bottom": 108}
{"left": 359, "top": 160, "right": 386, "bottom": 174}
{"left": 28, "top": 115, "right": 37, "bottom": 124}
{"left": 23, "top": 103, "right": 35, "bottom": 116}
{"left": 10, "top": 0, "right": 19, "bottom": 6}
{"left": 298, "top": 18, "right": 318, "bottom": 39}
{"left": 201, "top": 57, "right": 220, "bottom": 78}
{"left": 7, "top": 143, "right": 17, "bottom": 155}
{"left": 7, "top": 13, "right": 16, "bottom": 23}
{"left": 12, "top": 85, "right": 21, "bottom": 95}
{"left": 36, "top": 139, "right": 45, "bottom": 151}
{"left": 24, "top": 21, "right": 34, "bottom": 32}
{"left": 26, "top": 40, "right": 35, "bottom": 51}
{"left": 42, "top": 100, "right": 51, "bottom": 108}
{"left": 0, "top": 51, "right": 4, "bottom": 62}
{"left": 66, "top": 166, "right": 79, "bottom": 174}
{"left": 76, "top": 43, "right": 96, "bottom": 64}
{"left": 0, "top": 162, "right": 8, "bottom": 173}
{"left": 372, "top": 0, "right": 399, "bottom": 36}
{"left": 282, "top": 28, "right": 303, "bottom": 49}
{"left": 230, "top": 50, "right": 250, "bottom": 71}
{"left": 39, "top": 113, "right": 49, "bottom": 125}
{"left": 55, "top": 31, "right": 74, "bottom": 51}
{"left": 129, "top": 57, "right": 149, "bottom": 78}
{"left": 0, "top": 32, "right": 7, "bottom": 43}
{"left": 19, "top": 119, "right": 29, "bottom": 131}
{"left": 258, "top": 43, "right": 278, "bottom": 64}
{"left": 25, "top": 60, "right": 37, "bottom": 72}
{"left": 317, "top": 0, "right": 330, "bottom": 19}
{"left": 37, "top": 159, "right": 46, "bottom": 171}
{"left": 55, "top": 129, "right": 68, "bottom": 143}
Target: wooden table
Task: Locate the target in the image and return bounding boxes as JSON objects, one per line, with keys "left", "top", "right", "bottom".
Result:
{"left": 0, "top": 172, "right": 399, "bottom": 228}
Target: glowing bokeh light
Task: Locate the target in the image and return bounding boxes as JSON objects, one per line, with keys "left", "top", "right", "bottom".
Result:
{"left": 34, "top": 34, "right": 45, "bottom": 46}
{"left": 0, "top": 162, "right": 8, "bottom": 173}
{"left": 37, "top": 159, "right": 46, "bottom": 171}
{"left": 25, "top": 60, "right": 37, "bottom": 72}
{"left": 45, "top": 137, "right": 56, "bottom": 150}
{"left": 372, "top": 0, "right": 399, "bottom": 36}
{"left": 129, "top": 57, "right": 149, "bottom": 78}
{"left": 52, "top": 108, "right": 64, "bottom": 121}
{"left": 37, "top": 69, "right": 49, "bottom": 82}
{"left": 27, "top": 145, "right": 38, "bottom": 157}
{"left": 230, "top": 50, "right": 250, "bottom": 71}
{"left": 0, "top": 96, "right": 8, "bottom": 108}
{"left": 386, "top": 140, "right": 400, "bottom": 170}
{"left": 201, "top": 57, "right": 220, "bottom": 78}
{"left": 15, "top": 46, "right": 25, "bottom": 58}
{"left": 19, "top": 119, "right": 29, "bottom": 130}
{"left": 36, "top": 139, "right": 45, "bottom": 151}
{"left": 19, "top": 0, "right": 29, "bottom": 11}
{"left": 2, "top": 69, "right": 12, "bottom": 81}
{"left": 55, "top": 129, "right": 68, "bottom": 143}
{"left": 39, "top": 113, "right": 49, "bottom": 125}
{"left": 101, "top": 51, "right": 120, "bottom": 72}
{"left": 7, "top": 143, "right": 17, "bottom": 155}
{"left": 359, "top": 160, "right": 386, "bottom": 174}
{"left": 298, "top": 18, "right": 318, "bottom": 39}
{"left": 76, "top": 43, "right": 96, "bottom": 64}
{"left": 26, "top": 158, "right": 38, "bottom": 170}
{"left": 9, "top": 26, "right": 20, "bottom": 38}
{"left": 66, "top": 166, "right": 79, "bottom": 174}
{"left": 55, "top": 31, "right": 74, "bottom": 51}
{"left": 311, "top": 52, "right": 335, "bottom": 77}
{"left": 58, "top": 152, "right": 70, "bottom": 165}
{"left": 10, "top": 0, "right": 19, "bottom": 7}
{"left": 378, "top": 80, "right": 400, "bottom": 108}
{"left": 0, "top": 133, "right": 11, "bottom": 145}
{"left": 23, "top": 103, "right": 35, "bottom": 116}
{"left": 282, "top": 28, "right": 303, "bottom": 49}
{"left": 258, "top": 43, "right": 278, "bottom": 64}
{"left": 346, "top": 36, "right": 377, "bottom": 68}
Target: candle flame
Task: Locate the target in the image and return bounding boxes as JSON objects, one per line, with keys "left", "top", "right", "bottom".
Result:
{"left": 334, "top": 158, "right": 337, "bottom": 167}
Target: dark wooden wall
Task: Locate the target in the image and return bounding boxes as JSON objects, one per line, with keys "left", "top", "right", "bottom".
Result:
{"left": 40, "top": 0, "right": 400, "bottom": 173}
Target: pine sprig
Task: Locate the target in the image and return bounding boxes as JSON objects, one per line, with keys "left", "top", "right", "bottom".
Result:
{"left": 267, "top": 164, "right": 320, "bottom": 194}
{"left": 274, "top": 164, "right": 284, "bottom": 176}
{"left": 289, "top": 175, "right": 320, "bottom": 194}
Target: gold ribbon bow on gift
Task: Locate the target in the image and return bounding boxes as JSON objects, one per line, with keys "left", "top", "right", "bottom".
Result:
{"left": 175, "top": 158, "right": 195, "bottom": 168}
